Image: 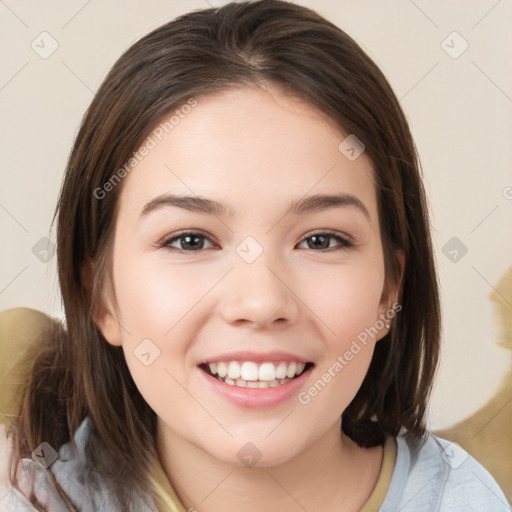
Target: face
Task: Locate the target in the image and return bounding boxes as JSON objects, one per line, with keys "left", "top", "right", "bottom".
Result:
{"left": 96, "top": 84, "right": 398, "bottom": 467}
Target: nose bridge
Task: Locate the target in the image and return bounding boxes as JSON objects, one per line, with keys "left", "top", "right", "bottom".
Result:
{"left": 220, "top": 237, "right": 299, "bottom": 327}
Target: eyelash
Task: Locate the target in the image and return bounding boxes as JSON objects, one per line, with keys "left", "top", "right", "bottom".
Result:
{"left": 158, "top": 230, "right": 354, "bottom": 253}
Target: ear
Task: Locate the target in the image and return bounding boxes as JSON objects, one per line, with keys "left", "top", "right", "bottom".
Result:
{"left": 82, "top": 259, "right": 123, "bottom": 347}
{"left": 375, "top": 249, "right": 405, "bottom": 341}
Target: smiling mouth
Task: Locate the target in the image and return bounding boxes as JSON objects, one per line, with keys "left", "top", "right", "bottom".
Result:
{"left": 199, "top": 361, "right": 315, "bottom": 388}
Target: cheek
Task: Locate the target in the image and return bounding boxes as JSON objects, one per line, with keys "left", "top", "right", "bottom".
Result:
{"left": 110, "top": 252, "right": 206, "bottom": 399}
{"left": 297, "top": 255, "right": 384, "bottom": 407}
{"left": 113, "top": 253, "right": 214, "bottom": 341}
{"left": 297, "top": 287, "right": 381, "bottom": 428}
{"left": 110, "top": 251, "right": 235, "bottom": 410}
{"left": 303, "top": 255, "right": 385, "bottom": 346}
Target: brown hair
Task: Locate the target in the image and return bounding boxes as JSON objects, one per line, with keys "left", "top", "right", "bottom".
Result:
{"left": 8, "top": 0, "right": 440, "bottom": 509}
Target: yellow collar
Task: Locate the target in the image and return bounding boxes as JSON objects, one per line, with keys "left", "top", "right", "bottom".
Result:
{"left": 150, "top": 436, "right": 397, "bottom": 512}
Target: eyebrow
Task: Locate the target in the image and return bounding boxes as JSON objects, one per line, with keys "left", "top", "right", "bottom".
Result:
{"left": 139, "top": 192, "right": 371, "bottom": 221}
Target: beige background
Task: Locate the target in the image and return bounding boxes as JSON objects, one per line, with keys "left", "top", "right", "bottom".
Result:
{"left": 0, "top": 0, "right": 511, "bottom": 434}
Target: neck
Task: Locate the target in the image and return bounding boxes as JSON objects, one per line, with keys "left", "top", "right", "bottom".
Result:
{"left": 156, "top": 418, "right": 383, "bottom": 512}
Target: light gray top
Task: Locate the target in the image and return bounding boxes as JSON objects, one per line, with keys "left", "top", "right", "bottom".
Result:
{"left": 1, "top": 417, "right": 510, "bottom": 511}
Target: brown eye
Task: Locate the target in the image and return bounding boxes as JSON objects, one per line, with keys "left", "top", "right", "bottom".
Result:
{"left": 298, "top": 232, "right": 353, "bottom": 251}
{"left": 160, "top": 231, "right": 216, "bottom": 251}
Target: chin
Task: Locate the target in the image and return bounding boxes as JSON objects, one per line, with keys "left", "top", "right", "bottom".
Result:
{"left": 212, "top": 435, "right": 308, "bottom": 470}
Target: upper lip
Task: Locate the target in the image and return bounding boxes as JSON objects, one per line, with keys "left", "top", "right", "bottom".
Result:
{"left": 198, "top": 350, "right": 313, "bottom": 365}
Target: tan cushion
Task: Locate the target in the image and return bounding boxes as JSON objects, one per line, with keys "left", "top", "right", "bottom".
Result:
{"left": 0, "top": 307, "right": 62, "bottom": 426}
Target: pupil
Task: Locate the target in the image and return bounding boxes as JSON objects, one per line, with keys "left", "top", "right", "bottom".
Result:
{"left": 183, "top": 235, "right": 202, "bottom": 250}
{"left": 309, "top": 235, "right": 328, "bottom": 249}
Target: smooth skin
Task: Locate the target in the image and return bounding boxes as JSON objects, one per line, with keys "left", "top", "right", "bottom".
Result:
{"left": 96, "top": 83, "right": 403, "bottom": 512}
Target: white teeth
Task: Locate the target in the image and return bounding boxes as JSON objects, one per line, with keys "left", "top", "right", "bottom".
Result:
{"left": 258, "top": 362, "right": 276, "bottom": 381}
{"left": 204, "top": 360, "right": 309, "bottom": 388}
{"left": 240, "top": 362, "right": 259, "bottom": 381}
{"left": 275, "top": 362, "right": 288, "bottom": 379}
{"left": 221, "top": 376, "right": 293, "bottom": 387}
{"left": 286, "top": 362, "right": 297, "bottom": 378}
{"left": 227, "top": 361, "right": 241, "bottom": 379}
{"left": 217, "top": 362, "right": 228, "bottom": 378}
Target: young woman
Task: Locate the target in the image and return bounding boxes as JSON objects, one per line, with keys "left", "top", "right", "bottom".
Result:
{"left": 2, "top": 1, "right": 509, "bottom": 511}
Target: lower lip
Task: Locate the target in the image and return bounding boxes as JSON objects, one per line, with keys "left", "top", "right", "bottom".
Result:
{"left": 198, "top": 366, "right": 314, "bottom": 409}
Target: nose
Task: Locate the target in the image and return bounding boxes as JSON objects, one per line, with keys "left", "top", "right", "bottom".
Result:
{"left": 219, "top": 250, "right": 300, "bottom": 329}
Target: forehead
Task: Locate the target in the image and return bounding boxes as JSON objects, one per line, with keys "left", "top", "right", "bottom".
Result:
{"left": 116, "top": 84, "right": 377, "bottom": 223}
